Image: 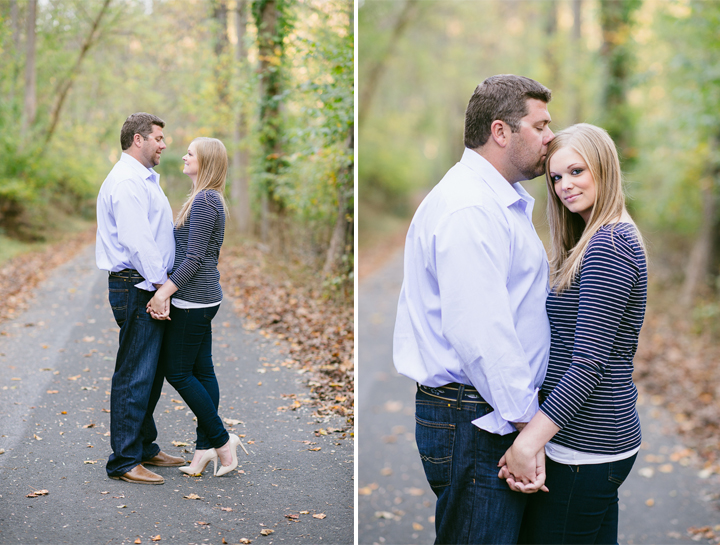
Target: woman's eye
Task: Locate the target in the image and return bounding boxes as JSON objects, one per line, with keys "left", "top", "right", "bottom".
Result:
{"left": 571, "top": 168, "right": 583, "bottom": 175}
{"left": 551, "top": 175, "right": 561, "bottom": 182}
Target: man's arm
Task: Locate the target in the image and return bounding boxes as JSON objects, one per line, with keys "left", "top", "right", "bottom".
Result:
{"left": 112, "top": 179, "right": 169, "bottom": 288}
{"left": 434, "top": 205, "right": 540, "bottom": 433}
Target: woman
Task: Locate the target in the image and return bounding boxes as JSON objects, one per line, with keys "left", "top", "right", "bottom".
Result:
{"left": 498, "top": 123, "right": 648, "bottom": 544}
{"left": 148, "top": 137, "right": 241, "bottom": 477}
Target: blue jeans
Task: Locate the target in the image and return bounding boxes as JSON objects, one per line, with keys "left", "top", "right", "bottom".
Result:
{"left": 415, "top": 387, "right": 527, "bottom": 545}
{"left": 519, "top": 453, "right": 638, "bottom": 544}
{"left": 106, "top": 274, "right": 165, "bottom": 476}
{"left": 160, "top": 304, "right": 229, "bottom": 450}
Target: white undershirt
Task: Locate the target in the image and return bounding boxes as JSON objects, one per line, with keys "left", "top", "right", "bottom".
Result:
{"left": 171, "top": 297, "right": 222, "bottom": 309}
{"left": 545, "top": 441, "right": 640, "bottom": 465}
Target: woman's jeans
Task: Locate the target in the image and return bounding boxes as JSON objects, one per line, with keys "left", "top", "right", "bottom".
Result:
{"left": 106, "top": 273, "right": 165, "bottom": 477}
{"left": 519, "top": 453, "right": 638, "bottom": 544}
{"left": 160, "top": 304, "right": 229, "bottom": 450}
{"left": 415, "top": 387, "right": 528, "bottom": 545}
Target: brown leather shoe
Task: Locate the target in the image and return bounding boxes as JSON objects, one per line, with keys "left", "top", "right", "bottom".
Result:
{"left": 143, "top": 451, "right": 186, "bottom": 467}
{"left": 110, "top": 464, "right": 164, "bottom": 485}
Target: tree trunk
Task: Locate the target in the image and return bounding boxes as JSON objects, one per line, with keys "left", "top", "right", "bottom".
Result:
{"left": 212, "top": 0, "right": 230, "bottom": 109}
{"left": 599, "top": 0, "right": 640, "bottom": 166}
{"left": 231, "top": 0, "right": 252, "bottom": 234}
{"left": 20, "top": 0, "right": 37, "bottom": 138}
{"left": 7, "top": 0, "right": 21, "bottom": 106}
{"left": 681, "top": 136, "right": 720, "bottom": 306}
{"left": 544, "top": 0, "right": 560, "bottom": 92}
{"left": 254, "top": 0, "right": 289, "bottom": 245}
{"left": 323, "top": 129, "right": 354, "bottom": 277}
{"left": 358, "top": 0, "right": 419, "bottom": 127}
{"left": 43, "top": 0, "right": 112, "bottom": 146}
{"left": 571, "top": 0, "right": 583, "bottom": 123}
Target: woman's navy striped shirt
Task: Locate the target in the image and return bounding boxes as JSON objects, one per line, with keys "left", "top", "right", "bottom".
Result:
{"left": 169, "top": 190, "right": 225, "bottom": 304}
{"left": 540, "top": 222, "right": 647, "bottom": 455}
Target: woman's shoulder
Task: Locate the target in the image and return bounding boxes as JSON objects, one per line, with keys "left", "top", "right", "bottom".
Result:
{"left": 192, "top": 190, "right": 224, "bottom": 210}
{"left": 587, "top": 223, "right": 643, "bottom": 262}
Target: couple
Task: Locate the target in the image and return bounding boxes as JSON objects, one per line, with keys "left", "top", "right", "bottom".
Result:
{"left": 394, "top": 75, "right": 647, "bottom": 544}
{"left": 96, "top": 113, "right": 242, "bottom": 485}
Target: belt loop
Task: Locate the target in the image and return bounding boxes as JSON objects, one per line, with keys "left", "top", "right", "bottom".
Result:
{"left": 456, "top": 384, "right": 465, "bottom": 410}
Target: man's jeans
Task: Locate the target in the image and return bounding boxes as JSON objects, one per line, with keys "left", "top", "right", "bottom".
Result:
{"left": 416, "top": 387, "right": 527, "bottom": 545}
{"left": 106, "top": 273, "right": 165, "bottom": 476}
{"left": 519, "top": 453, "right": 637, "bottom": 544}
{"left": 160, "top": 304, "right": 229, "bottom": 450}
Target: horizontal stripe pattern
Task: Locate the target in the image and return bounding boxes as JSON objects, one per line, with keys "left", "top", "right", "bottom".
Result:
{"left": 540, "top": 223, "right": 647, "bottom": 455}
{"left": 169, "top": 190, "right": 225, "bottom": 304}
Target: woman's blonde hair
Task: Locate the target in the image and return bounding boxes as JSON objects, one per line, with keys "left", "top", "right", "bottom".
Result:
{"left": 545, "top": 123, "right": 644, "bottom": 292}
{"left": 176, "top": 137, "right": 229, "bottom": 228}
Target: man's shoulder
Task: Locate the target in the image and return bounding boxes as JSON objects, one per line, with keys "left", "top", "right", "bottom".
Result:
{"left": 417, "top": 164, "right": 502, "bottom": 219}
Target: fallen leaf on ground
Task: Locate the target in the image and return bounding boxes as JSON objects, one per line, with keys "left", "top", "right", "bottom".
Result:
{"left": 195, "top": 521, "right": 209, "bottom": 526}
{"left": 26, "top": 490, "right": 49, "bottom": 498}
{"left": 171, "top": 441, "right": 190, "bottom": 447}
{"left": 413, "top": 522, "right": 424, "bottom": 531}
{"left": 223, "top": 418, "right": 243, "bottom": 426}
{"left": 184, "top": 493, "right": 202, "bottom": 500}
{"left": 46, "top": 390, "right": 58, "bottom": 394}
{"left": 645, "top": 498, "right": 655, "bottom": 507}
{"left": 307, "top": 447, "right": 321, "bottom": 451}
{"left": 84, "top": 460, "right": 97, "bottom": 464}
{"left": 134, "top": 539, "right": 141, "bottom": 544}
{"left": 313, "top": 513, "right": 327, "bottom": 519}
{"left": 33, "top": 434, "right": 42, "bottom": 441}
{"left": 150, "top": 536, "right": 161, "bottom": 542}
{"left": 299, "top": 510, "right": 310, "bottom": 514}
{"left": 260, "top": 529, "right": 274, "bottom": 536}
{"left": 220, "top": 507, "right": 233, "bottom": 512}
{"left": 239, "top": 539, "right": 252, "bottom": 544}
{"left": 83, "top": 423, "right": 95, "bottom": 429}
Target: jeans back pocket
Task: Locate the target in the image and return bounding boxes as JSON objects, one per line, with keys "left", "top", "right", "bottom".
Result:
{"left": 415, "top": 414, "right": 455, "bottom": 491}
{"left": 108, "top": 288, "right": 128, "bottom": 327}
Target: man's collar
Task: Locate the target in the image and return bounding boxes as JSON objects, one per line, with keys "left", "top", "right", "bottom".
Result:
{"left": 460, "top": 148, "right": 530, "bottom": 208}
{"left": 120, "top": 152, "right": 157, "bottom": 182}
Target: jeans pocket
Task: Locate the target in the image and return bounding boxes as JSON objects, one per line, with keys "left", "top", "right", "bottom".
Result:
{"left": 608, "top": 453, "right": 637, "bottom": 486}
{"left": 415, "top": 414, "right": 455, "bottom": 490}
{"left": 108, "top": 288, "right": 128, "bottom": 327}
{"left": 203, "top": 304, "right": 219, "bottom": 321}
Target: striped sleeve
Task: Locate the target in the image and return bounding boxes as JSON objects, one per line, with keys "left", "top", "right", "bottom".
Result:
{"left": 540, "top": 230, "right": 640, "bottom": 430}
{"left": 169, "top": 192, "right": 220, "bottom": 290}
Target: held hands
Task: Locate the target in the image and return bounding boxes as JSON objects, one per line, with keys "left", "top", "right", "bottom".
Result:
{"left": 146, "top": 294, "right": 171, "bottom": 320}
{"left": 498, "top": 445, "right": 549, "bottom": 494}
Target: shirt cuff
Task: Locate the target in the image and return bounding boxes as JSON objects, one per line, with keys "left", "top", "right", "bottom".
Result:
{"left": 471, "top": 388, "right": 540, "bottom": 435}
{"left": 133, "top": 272, "right": 169, "bottom": 292}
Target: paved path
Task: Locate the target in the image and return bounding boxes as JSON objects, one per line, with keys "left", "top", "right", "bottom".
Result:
{"left": 0, "top": 245, "right": 353, "bottom": 545}
{"left": 358, "top": 249, "right": 720, "bottom": 545}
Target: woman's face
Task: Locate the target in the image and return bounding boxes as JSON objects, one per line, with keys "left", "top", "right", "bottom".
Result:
{"left": 548, "top": 146, "right": 596, "bottom": 223}
{"left": 182, "top": 141, "right": 199, "bottom": 182}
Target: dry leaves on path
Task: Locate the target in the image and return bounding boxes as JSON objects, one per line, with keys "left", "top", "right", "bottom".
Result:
{"left": 220, "top": 243, "right": 353, "bottom": 427}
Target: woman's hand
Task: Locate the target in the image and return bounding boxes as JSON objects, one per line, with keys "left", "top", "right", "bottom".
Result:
{"left": 498, "top": 448, "right": 549, "bottom": 494}
{"left": 147, "top": 294, "right": 170, "bottom": 320}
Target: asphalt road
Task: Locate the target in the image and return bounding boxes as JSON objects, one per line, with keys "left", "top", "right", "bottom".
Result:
{"left": 358, "top": 248, "right": 720, "bottom": 545}
{"left": 0, "top": 244, "right": 353, "bottom": 545}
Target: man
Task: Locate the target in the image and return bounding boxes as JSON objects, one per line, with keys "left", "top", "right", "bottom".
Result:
{"left": 393, "top": 75, "right": 554, "bottom": 543}
{"left": 96, "top": 112, "right": 185, "bottom": 484}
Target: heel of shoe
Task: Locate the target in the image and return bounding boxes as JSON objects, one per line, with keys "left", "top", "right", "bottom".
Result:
{"left": 215, "top": 434, "right": 240, "bottom": 477}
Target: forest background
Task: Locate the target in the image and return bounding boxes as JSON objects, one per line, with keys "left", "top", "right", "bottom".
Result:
{"left": 359, "top": 0, "right": 720, "bottom": 471}
{"left": 0, "top": 0, "right": 354, "bottom": 424}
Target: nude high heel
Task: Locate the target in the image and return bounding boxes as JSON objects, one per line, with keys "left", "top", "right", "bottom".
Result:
{"left": 179, "top": 449, "right": 218, "bottom": 476}
{"left": 215, "top": 434, "right": 240, "bottom": 477}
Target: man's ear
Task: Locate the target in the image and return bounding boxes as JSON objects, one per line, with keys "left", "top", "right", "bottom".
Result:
{"left": 490, "top": 120, "right": 509, "bottom": 148}
{"left": 133, "top": 133, "right": 145, "bottom": 148}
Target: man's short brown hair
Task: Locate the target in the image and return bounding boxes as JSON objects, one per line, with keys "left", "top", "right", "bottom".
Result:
{"left": 464, "top": 75, "right": 552, "bottom": 149}
{"left": 120, "top": 112, "right": 165, "bottom": 151}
